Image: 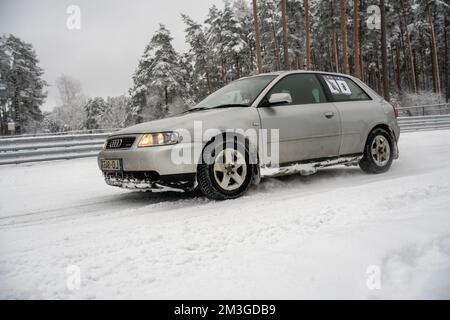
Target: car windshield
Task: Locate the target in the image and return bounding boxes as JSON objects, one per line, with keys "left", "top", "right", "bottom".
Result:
{"left": 194, "top": 75, "right": 277, "bottom": 109}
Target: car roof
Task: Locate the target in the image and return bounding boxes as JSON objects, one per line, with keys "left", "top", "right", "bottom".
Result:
{"left": 243, "top": 70, "right": 355, "bottom": 79}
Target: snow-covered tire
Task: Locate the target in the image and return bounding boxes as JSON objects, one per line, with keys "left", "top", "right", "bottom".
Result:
{"left": 359, "top": 127, "right": 394, "bottom": 174}
{"left": 197, "top": 138, "right": 253, "bottom": 200}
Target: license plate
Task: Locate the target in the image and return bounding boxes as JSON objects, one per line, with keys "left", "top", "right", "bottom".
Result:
{"left": 101, "top": 159, "right": 122, "bottom": 172}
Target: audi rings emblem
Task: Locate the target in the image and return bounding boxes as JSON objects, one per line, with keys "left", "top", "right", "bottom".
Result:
{"left": 109, "top": 139, "right": 122, "bottom": 148}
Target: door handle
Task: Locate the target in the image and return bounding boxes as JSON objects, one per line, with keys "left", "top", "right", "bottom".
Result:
{"left": 324, "top": 111, "right": 335, "bottom": 119}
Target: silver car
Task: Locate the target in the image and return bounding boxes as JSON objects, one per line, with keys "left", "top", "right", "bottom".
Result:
{"left": 98, "top": 71, "right": 400, "bottom": 200}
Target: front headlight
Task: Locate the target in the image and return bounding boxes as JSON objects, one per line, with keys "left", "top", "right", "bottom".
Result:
{"left": 138, "top": 132, "right": 179, "bottom": 148}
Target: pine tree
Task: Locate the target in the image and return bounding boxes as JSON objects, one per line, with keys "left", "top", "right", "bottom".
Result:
{"left": 0, "top": 34, "right": 47, "bottom": 134}
{"left": 304, "top": 0, "right": 311, "bottom": 70}
{"left": 339, "top": 0, "right": 350, "bottom": 74}
{"left": 205, "top": 5, "right": 226, "bottom": 88}
{"left": 128, "top": 24, "right": 185, "bottom": 123}
{"left": 446, "top": 13, "right": 450, "bottom": 102}
{"left": 100, "top": 95, "right": 129, "bottom": 129}
{"left": 252, "top": 0, "right": 263, "bottom": 73}
{"left": 280, "top": 0, "right": 290, "bottom": 70}
{"left": 84, "top": 97, "right": 107, "bottom": 130}
{"left": 310, "top": 0, "right": 337, "bottom": 72}
{"left": 380, "top": 0, "right": 390, "bottom": 101}
{"left": 353, "top": 0, "right": 361, "bottom": 78}
{"left": 230, "top": 0, "right": 255, "bottom": 78}
{"left": 258, "top": 0, "right": 281, "bottom": 72}
{"left": 182, "top": 14, "right": 211, "bottom": 97}
{"left": 399, "top": 0, "right": 417, "bottom": 93}
{"left": 286, "top": 0, "right": 305, "bottom": 70}
{"left": 222, "top": 2, "right": 248, "bottom": 80}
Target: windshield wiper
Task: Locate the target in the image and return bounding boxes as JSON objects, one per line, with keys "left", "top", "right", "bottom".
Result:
{"left": 182, "top": 104, "right": 248, "bottom": 114}
{"left": 180, "top": 107, "right": 210, "bottom": 114}
{"left": 210, "top": 103, "right": 248, "bottom": 109}
{"left": 182, "top": 107, "right": 209, "bottom": 113}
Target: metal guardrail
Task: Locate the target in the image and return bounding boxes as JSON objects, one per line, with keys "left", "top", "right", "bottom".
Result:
{"left": 0, "top": 128, "right": 120, "bottom": 140}
{"left": 0, "top": 133, "right": 110, "bottom": 165}
{"left": 1, "top": 111, "right": 450, "bottom": 165}
{"left": 397, "top": 114, "right": 450, "bottom": 132}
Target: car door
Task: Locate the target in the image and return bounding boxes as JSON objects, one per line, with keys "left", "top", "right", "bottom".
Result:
{"left": 319, "top": 74, "right": 376, "bottom": 156}
{"left": 257, "top": 73, "right": 341, "bottom": 165}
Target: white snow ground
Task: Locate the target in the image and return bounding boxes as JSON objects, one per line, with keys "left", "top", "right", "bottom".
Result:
{"left": 0, "top": 130, "right": 449, "bottom": 299}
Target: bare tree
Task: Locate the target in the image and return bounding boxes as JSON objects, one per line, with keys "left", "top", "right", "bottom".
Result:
{"left": 53, "top": 74, "right": 87, "bottom": 131}
{"left": 56, "top": 74, "right": 82, "bottom": 106}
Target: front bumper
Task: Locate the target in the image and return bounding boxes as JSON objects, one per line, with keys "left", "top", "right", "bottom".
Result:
{"left": 98, "top": 137, "right": 201, "bottom": 191}
{"left": 103, "top": 171, "right": 197, "bottom": 191}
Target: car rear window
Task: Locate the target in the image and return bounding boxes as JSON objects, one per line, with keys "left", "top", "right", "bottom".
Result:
{"left": 321, "top": 75, "right": 371, "bottom": 102}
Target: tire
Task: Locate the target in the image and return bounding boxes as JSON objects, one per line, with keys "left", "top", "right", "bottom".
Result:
{"left": 197, "top": 137, "right": 254, "bottom": 200}
{"left": 359, "top": 127, "right": 394, "bottom": 174}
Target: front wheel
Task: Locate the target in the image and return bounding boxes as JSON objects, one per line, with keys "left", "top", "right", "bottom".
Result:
{"left": 197, "top": 139, "right": 253, "bottom": 200}
{"left": 359, "top": 128, "right": 394, "bottom": 174}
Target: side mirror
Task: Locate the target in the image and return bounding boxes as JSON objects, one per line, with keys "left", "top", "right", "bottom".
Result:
{"left": 268, "top": 93, "right": 292, "bottom": 105}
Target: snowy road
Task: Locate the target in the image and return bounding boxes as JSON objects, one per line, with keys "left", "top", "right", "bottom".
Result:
{"left": 1, "top": 130, "right": 450, "bottom": 299}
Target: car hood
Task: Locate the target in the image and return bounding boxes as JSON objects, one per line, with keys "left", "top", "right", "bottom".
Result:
{"left": 112, "top": 107, "right": 246, "bottom": 136}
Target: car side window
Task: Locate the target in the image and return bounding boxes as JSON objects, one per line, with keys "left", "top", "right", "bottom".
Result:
{"left": 267, "top": 74, "right": 327, "bottom": 105}
{"left": 321, "top": 75, "right": 371, "bottom": 102}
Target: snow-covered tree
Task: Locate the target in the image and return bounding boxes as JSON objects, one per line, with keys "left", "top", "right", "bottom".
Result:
{"left": 45, "top": 74, "right": 88, "bottom": 131}
{"left": 258, "top": 0, "right": 282, "bottom": 72}
{"left": 99, "top": 95, "right": 130, "bottom": 129}
{"left": 286, "top": 0, "right": 305, "bottom": 69}
{"left": 84, "top": 97, "right": 107, "bottom": 130}
{"left": 128, "top": 24, "right": 186, "bottom": 123}
{"left": 182, "top": 14, "right": 211, "bottom": 99}
{"left": 0, "top": 34, "right": 47, "bottom": 134}
{"left": 122, "top": 0, "right": 448, "bottom": 126}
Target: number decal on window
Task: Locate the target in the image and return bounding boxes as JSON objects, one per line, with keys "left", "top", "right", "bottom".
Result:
{"left": 325, "top": 79, "right": 341, "bottom": 94}
{"left": 336, "top": 80, "right": 352, "bottom": 95}
{"left": 324, "top": 76, "right": 353, "bottom": 95}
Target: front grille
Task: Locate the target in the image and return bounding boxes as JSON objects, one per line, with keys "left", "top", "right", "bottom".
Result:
{"left": 105, "top": 136, "right": 136, "bottom": 150}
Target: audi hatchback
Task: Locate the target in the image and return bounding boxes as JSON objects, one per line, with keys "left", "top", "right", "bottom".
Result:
{"left": 98, "top": 71, "right": 399, "bottom": 200}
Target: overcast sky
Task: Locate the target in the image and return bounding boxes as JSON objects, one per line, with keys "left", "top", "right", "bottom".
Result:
{"left": 0, "top": 0, "right": 224, "bottom": 111}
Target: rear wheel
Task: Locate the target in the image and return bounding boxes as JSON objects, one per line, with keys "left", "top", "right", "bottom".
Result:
{"left": 359, "top": 128, "right": 394, "bottom": 174}
{"left": 197, "top": 139, "right": 253, "bottom": 200}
